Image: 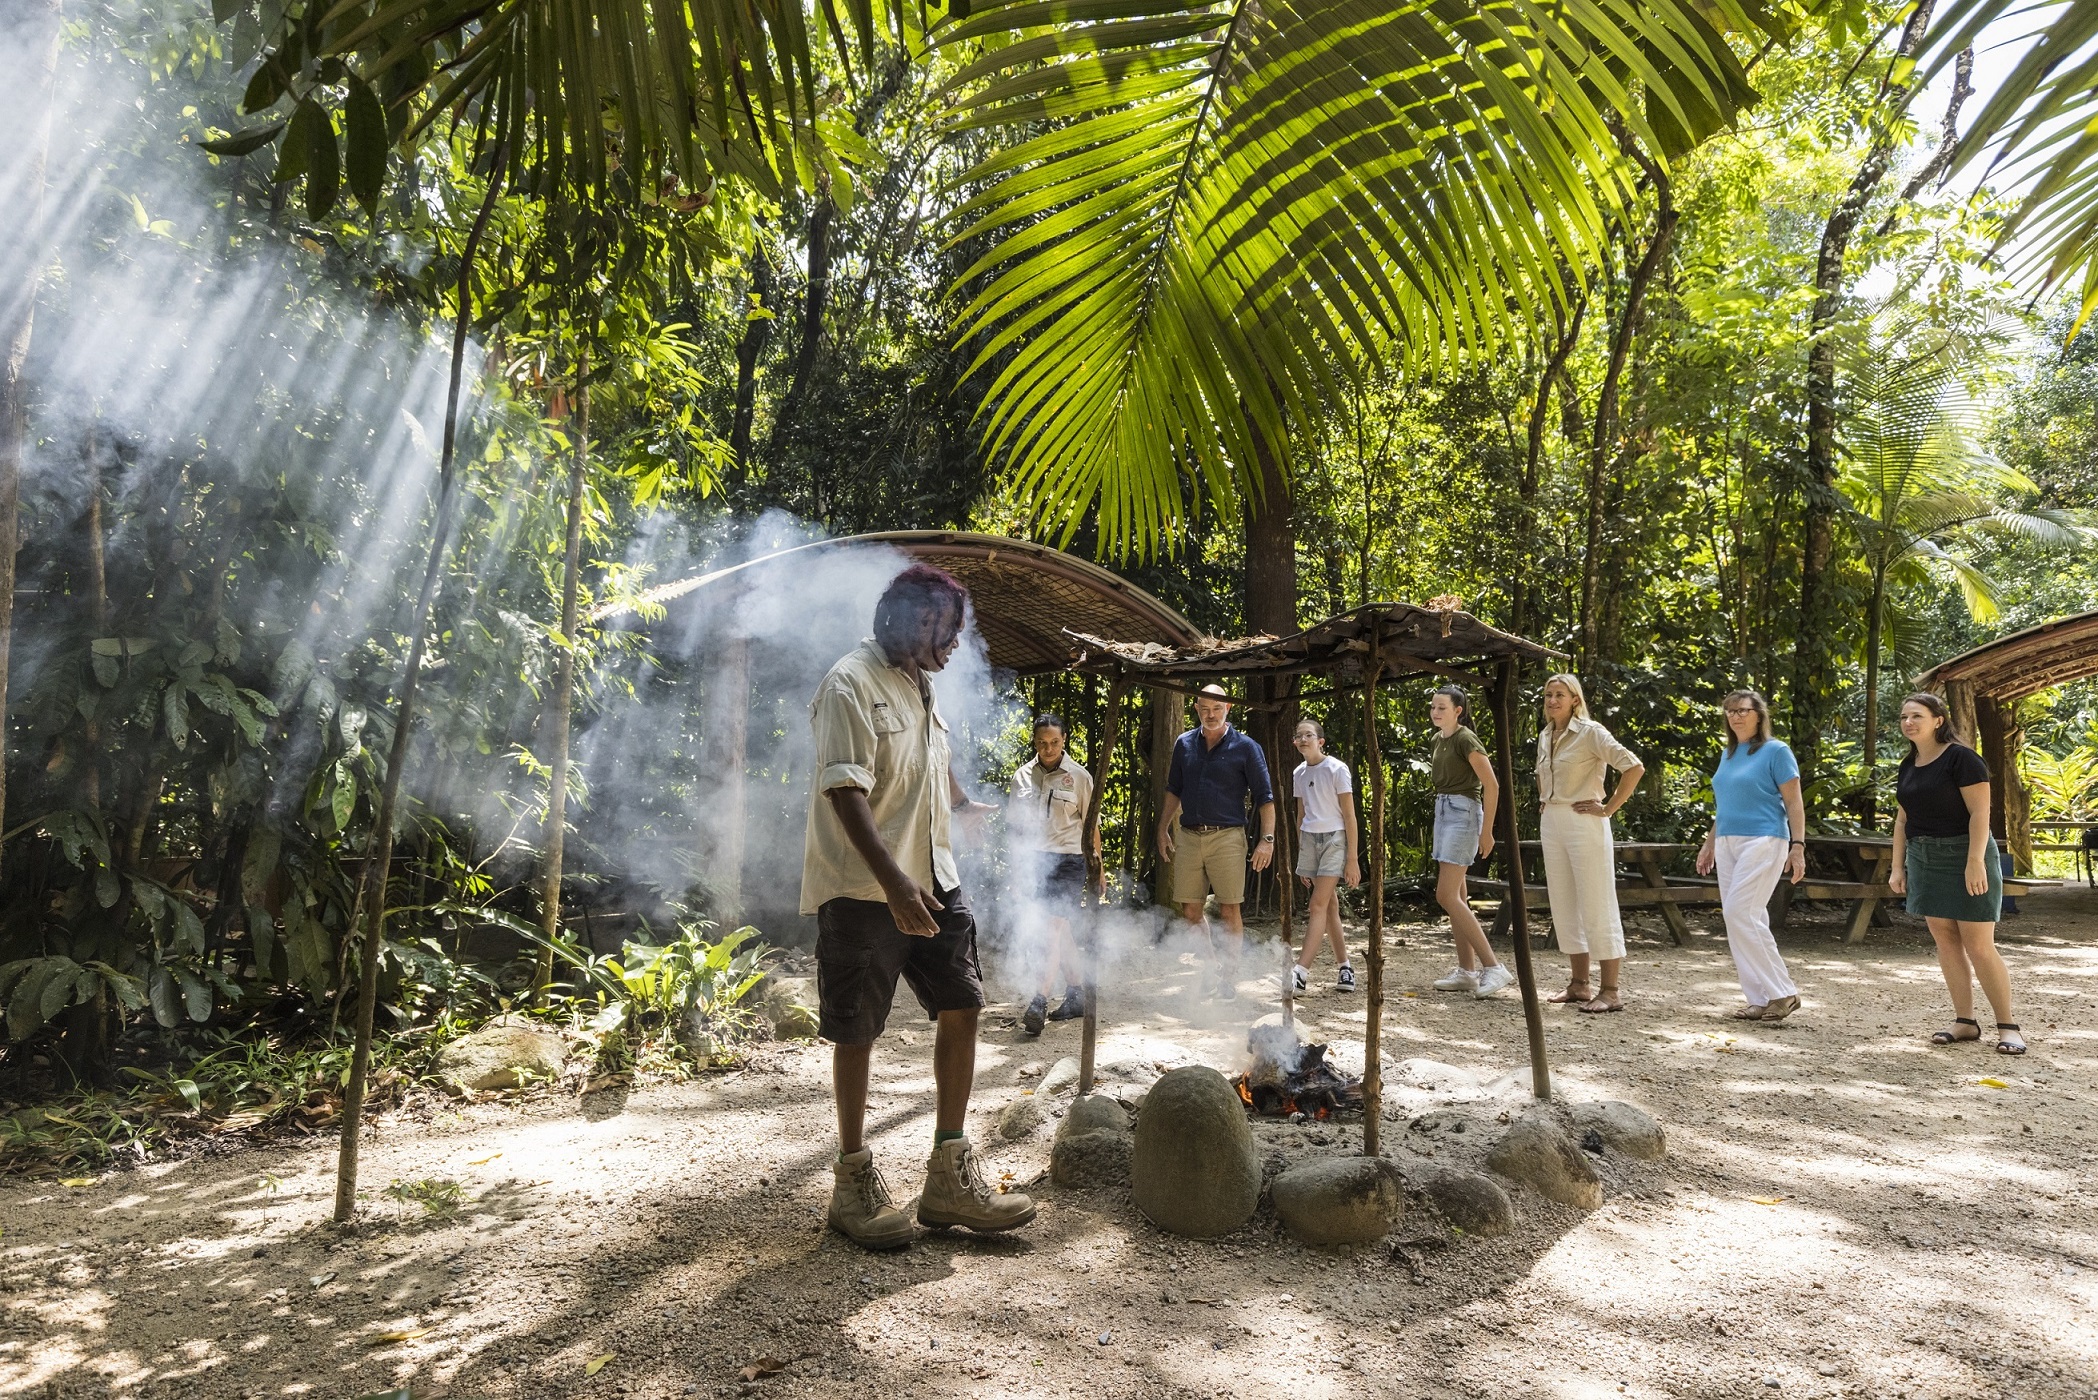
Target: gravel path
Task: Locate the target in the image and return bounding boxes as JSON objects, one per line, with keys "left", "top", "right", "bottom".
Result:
{"left": 4, "top": 889, "right": 2094, "bottom": 1400}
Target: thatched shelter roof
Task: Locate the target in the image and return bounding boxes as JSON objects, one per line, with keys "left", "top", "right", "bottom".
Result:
{"left": 1066, "top": 600, "right": 1563, "bottom": 690}
{"left": 1915, "top": 609, "right": 2098, "bottom": 702}
{"left": 601, "top": 530, "right": 1200, "bottom": 674}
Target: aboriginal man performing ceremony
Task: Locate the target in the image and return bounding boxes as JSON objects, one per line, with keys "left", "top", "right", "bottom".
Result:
{"left": 801, "top": 564, "right": 1035, "bottom": 1250}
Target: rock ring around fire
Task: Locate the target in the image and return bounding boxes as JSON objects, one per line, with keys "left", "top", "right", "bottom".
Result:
{"left": 1270, "top": 1156, "right": 1406, "bottom": 1246}
{"left": 1132, "top": 1066, "right": 1260, "bottom": 1237}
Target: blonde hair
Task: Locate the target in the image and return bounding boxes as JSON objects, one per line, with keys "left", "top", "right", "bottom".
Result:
{"left": 1542, "top": 673, "right": 1589, "bottom": 722}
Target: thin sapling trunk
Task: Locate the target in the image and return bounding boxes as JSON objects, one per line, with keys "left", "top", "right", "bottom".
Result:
{"left": 535, "top": 346, "right": 589, "bottom": 1001}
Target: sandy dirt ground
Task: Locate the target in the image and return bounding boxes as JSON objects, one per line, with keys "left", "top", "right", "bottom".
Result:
{"left": 4, "top": 887, "right": 2096, "bottom": 1400}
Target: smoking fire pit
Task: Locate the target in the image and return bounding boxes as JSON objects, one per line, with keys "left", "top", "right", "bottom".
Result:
{"left": 1233, "top": 1023, "right": 1363, "bottom": 1120}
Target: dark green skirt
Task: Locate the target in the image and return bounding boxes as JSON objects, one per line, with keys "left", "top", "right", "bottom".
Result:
{"left": 1905, "top": 834, "right": 2002, "bottom": 922}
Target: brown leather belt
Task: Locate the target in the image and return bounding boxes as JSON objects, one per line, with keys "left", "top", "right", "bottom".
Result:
{"left": 1179, "top": 823, "right": 1240, "bottom": 833}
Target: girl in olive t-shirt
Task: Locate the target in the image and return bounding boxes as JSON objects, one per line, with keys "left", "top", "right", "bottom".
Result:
{"left": 1426, "top": 686, "right": 1508, "bottom": 998}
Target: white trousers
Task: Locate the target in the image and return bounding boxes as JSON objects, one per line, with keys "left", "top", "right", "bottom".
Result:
{"left": 1715, "top": 835, "right": 1798, "bottom": 1004}
{"left": 1539, "top": 803, "right": 1625, "bottom": 961}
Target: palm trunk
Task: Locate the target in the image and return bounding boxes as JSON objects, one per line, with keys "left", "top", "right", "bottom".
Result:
{"left": 1862, "top": 566, "right": 1887, "bottom": 828}
{"left": 1578, "top": 177, "right": 1674, "bottom": 670}
{"left": 534, "top": 349, "right": 589, "bottom": 1000}
{"left": 334, "top": 157, "right": 507, "bottom": 1223}
{"left": 0, "top": 0, "right": 62, "bottom": 858}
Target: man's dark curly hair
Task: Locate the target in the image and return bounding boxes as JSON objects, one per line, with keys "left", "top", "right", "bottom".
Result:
{"left": 873, "top": 563, "right": 970, "bottom": 651}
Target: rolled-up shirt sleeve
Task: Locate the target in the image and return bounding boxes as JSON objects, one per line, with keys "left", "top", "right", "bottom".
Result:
{"left": 1597, "top": 725, "right": 1641, "bottom": 774}
{"left": 812, "top": 679, "right": 878, "bottom": 794}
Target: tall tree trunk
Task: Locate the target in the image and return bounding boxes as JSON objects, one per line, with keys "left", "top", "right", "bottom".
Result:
{"left": 0, "top": 0, "right": 62, "bottom": 858}
{"left": 1578, "top": 177, "right": 1674, "bottom": 670}
{"left": 728, "top": 244, "right": 775, "bottom": 481}
{"left": 769, "top": 196, "right": 833, "bottom": 456}
{"left": 701, "top": 633, "right": 750, "bottom": 924}
{"left": 1511, "top": 292, "right": 1587, "bottom": 641}
{"left": 1794, "top": 0, "right": 1936, "bottom": 790}
{"left": 1242, "top": 420, "right": 1296, "bottom": 913}
{"left": 334, "top": 157, "right": 507, "bottom": 1223}
{"left": 1862, "top": 566, "right": 1886, "bottom": 827}
{"left": 535, "top": 348, "right": 589, "bottom": 1002}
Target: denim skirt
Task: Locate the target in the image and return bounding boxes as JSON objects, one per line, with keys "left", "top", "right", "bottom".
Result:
{"left": 1431, "top": 795, "right": 1484, "bottom": 866}
{"left": 1904, "top": 834, "right": 2003, "bottom": 923}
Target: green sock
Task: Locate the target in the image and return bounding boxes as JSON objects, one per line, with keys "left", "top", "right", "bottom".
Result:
{"left": 934, "top": 1128, "right": 964, "bottom": 1147}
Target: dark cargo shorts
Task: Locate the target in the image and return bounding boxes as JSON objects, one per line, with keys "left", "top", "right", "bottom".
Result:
{"left": 815, "top": 886, "right": 984, "bottom": 1044}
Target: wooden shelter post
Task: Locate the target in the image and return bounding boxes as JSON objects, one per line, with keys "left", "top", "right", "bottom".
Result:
{"left": 1269, "top": 684, "right": 1297, "bottom": 1027}
{"left": 1492, "top": 658, "right": 1551, "bottom": 1100}
{"left": 1359, "top": 627, "right": 1387, "bottom": 1156}
{"left": 1078, "top": 671, "right": 1128, "bottom": 1094}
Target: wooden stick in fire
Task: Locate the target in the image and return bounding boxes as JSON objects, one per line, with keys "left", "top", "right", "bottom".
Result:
{"left": 1078, "top": 671, "right": 1128, "bottom": 1095}
{"left": 1360, "top": 621, "right": 1387, "bottom": 1157}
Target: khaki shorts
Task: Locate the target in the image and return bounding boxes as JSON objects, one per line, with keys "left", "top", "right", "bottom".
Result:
{"left": 1172, "top": 825, "right": 1248, "bottom": 906}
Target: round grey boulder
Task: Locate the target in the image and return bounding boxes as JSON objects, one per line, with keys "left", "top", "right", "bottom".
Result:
{"left": 1039, "top": 1056, "right": 1083, "bottom": 1095}
{"left": 1485, "top": 1112, "right": 1603, "bottom": 1210}
{"left": 1570, "top": 1101, "right": 1666, "bottom": 1160}
{"left": 1270, "top": 1157, "right": 1405, "bottom": 1246}
{"left": 997, "top": 1096, "right": 1046, "bottom": 1141}
{"left": 1052, "top": 1130, "right": 1134, "bottom": 1188}
{"left": 434, "top": 1020, "right": 566, "bottom": 1092}
{"left": 1062, "top": 1094, "right": 1132, "bottom": 1138}
{"left": 1131, "top": 1066, "right": 1260, "bottom": 1237}
{"left": 1405, "top": 1164, "right": 1516, "bottom": 1236}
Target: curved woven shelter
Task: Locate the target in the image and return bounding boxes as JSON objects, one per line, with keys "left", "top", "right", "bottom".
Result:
{"left": 1913, "top": 609, "right": 2098, "bottom": 870}
{"left": 1915, "top": 609, "right": 2098, "bottom": 700}
{"left": 605, "top": 529, "right": 1199, "bottom": 673}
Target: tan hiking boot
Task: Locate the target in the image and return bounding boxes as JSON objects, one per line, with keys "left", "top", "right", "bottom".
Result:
{"left": 917, "top": 1137, "right": 1036, "bottom": 1233}
{"left": 829, "top": 1148, "right": 916, "bottom": 1250}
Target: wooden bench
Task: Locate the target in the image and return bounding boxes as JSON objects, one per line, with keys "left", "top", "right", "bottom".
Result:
{"left": 1467, "top": 875, "right": 1720, "bottom": 948}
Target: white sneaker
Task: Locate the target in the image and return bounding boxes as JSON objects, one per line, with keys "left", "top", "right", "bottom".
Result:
{"left": 1472, "top": 965, "right": 1515, "bottom": 999}
{"left": 1433, "top": 966, "right": 1480, "bottom": 992}
{"left": 1291, "top": 965, "right": 1308, "bottom": 994}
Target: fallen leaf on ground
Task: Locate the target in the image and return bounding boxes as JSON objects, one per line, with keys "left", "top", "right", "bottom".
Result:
{"left": 467, "top": 1152, "right": 503, "bottom": 1164}
{"left": 585, "top": 1352, "right": 615, "bottom": 1376}
{"left": 1749, "top": 1196, "right": 1785, "bottom": 1206}
{"left": 739, "top": 1356, "right": 786, "bottom": 1381}
{"left": 1978, "top": 1078, "right": 2009, "bottom": 1089}
{"left": 369, "top": 1329, "right": 431, "bottom": 1345}
{"left": 309, "top": 1271, "right": 337, "bottom": 1288}
{"left": 59, "top": 1178, "right": 93, "bottom": 1188}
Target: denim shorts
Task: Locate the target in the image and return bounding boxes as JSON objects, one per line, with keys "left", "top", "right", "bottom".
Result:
{"left": 1431, "top": 795, "right": 1484, "bottom": 866}
{"left": 1295, "top": 828, "right": 1347, "bottom": 878}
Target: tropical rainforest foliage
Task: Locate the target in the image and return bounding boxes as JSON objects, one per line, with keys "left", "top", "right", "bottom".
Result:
{"left": 1, "top": 0, "right": 2095, "bottom": 1181}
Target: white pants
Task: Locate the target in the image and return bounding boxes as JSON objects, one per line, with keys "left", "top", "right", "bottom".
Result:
{"left": 1715, "top": 835, "right": 1798, "bottom": 1005}
{"left": 1540, "top": 803, "right": 1625, "bottom": 961}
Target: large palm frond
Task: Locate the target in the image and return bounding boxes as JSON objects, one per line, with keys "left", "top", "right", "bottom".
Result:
{"left": 935, "top": 0, "right": 1774, "bottom": 553}
{"left": 1928, "top": 0, "right": 2098, "bottom": 328}
{"left": 210, "top": 0, "right": 894, "bottom": 216}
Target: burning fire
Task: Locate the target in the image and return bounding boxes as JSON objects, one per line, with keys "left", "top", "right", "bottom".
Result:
{"left": 1235, "top": 1023, "right": 1362, "bottom": 1120}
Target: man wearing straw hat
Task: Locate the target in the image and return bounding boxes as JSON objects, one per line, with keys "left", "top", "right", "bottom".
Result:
{"left": 1157, "top": 682, "right": 1276, "bottom": 1000}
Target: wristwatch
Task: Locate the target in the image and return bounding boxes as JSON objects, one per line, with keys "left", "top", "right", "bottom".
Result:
{"left": 1260, "top": 834, "right": 1276, "bottom": 844}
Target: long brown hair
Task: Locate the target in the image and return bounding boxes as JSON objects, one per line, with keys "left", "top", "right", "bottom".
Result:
{"left": 1721, "top": 689, "right": 1773, "bottom": 757}
{"left": 1897, "top": 691, "right": 1962, "bottom": 765}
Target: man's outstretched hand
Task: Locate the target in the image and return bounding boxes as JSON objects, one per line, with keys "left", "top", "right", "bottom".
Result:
{"left": 885, "top": 878, "right": 945, "bottom": 938}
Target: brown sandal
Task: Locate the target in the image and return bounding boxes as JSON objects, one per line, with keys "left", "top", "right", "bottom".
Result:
{"left": 1577, "top": 986, "right": 1623, "bottom": 1013}
{"left": 1547, "top": 982, "right": 1593, "bottom": 1004}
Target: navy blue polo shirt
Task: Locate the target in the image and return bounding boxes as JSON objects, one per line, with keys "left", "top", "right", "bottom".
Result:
{"left": 1166, "top": 725, "right": 1275, "bottom": 828}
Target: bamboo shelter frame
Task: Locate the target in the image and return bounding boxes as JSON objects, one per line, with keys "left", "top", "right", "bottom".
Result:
{"left": 1065, "top": 601, "right": 1566, "bottom": 1149}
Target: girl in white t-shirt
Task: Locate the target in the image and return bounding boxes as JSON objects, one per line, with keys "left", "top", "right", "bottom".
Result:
{"left": 1289, "top": 719, "right": 1361, "bottom": 993}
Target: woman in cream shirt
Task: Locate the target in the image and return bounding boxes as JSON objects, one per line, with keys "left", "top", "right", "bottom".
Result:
{"left": 1535, "top": 674, "right": 1644, "bottom": 1012}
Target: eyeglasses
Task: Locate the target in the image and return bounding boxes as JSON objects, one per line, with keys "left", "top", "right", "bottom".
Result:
{"left": 1723, "top": 707, "right": 1756, "bottom": 716}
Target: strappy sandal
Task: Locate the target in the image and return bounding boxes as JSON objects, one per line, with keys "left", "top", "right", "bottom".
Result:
{"left": 1929, "top": 1018, "right": 1980, "bottom": 1045}
{"left": 1577, "top": 986, "right": 1623, "bottom": 1014}
{"left": 1994, "top": 1023, "right": 2027, "bottom": 1056}
{"left": 1547, "top": 982, "right": 1593, "bottom": 1005}
{"left": 1730, "top": 1003, "right": 1768, "bottom": 1020}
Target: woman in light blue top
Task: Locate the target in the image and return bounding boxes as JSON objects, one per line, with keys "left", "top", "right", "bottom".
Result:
{"left": 1694, "top": 690, "right": 1806, "bottom": 1021}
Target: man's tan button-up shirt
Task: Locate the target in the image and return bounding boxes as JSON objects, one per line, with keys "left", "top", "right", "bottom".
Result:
{"left": 799, "top": 639, "right": 958, "bottom": 914}
{"left": 1535, "top": 716, "right": 1641, "bottom": 806}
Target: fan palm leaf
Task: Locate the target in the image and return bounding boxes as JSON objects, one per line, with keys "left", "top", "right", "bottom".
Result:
{"left": 215, "top": 0, "right": 892, "bottom": 215}
{"left": 1927, "top": 0, "right": 2098, "bottom": 329}
{"left": 935, "top": 0, "right": 1775, "bottom": 553}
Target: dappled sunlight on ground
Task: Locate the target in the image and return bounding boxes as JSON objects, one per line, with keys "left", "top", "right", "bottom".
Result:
{"left": 3, "top": 888, "right": 2094, "bottom": 1398}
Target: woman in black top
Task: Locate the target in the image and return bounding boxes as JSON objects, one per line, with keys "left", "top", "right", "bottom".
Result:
{"left": 1887, "top": 693, "right": 2023, "bottom": 1054}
